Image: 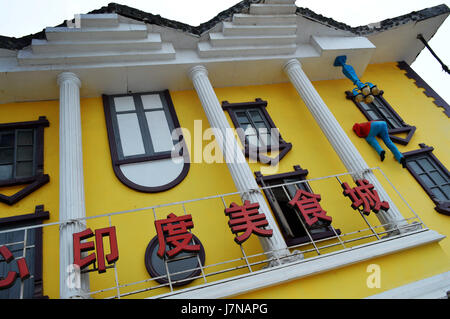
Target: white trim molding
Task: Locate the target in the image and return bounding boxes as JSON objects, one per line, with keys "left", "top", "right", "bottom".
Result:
{"left": 151, "top": 229, "right": 445, "bottom": 299}
{"left": 367, "top": 271, "right": 450, "bottom": 299}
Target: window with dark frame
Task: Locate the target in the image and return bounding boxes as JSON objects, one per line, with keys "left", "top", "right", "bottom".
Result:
{"left": 222, "top": 98, "right": 292, "bottom": 165}
{"left": 403, "top": 144, "right": 450, "bottom": 215}
{"left": 255, "top": 166, "right": 340, "bottom": 246}
{"left": 102, "top": 90, "right": 190, "bottom": 193}
{"left": 144, "top": 234, "right": 206, "bottom": 287}
{"left": 234, "top": 107, "right": 274, "bottom": 149}
{"left": 0, "top": 129, "right": 36, "bottom": 181}
{"left": 106, "top": 91, "right": 177, "bottom": 162}
{"left": 0, "top": 205, "right": 49, "bottom": 299}
{"left": 0, "top": 117, "right": 49, "bottom": 205}
{"left": 345, "top": 91, "right": 416, "bottom": 145}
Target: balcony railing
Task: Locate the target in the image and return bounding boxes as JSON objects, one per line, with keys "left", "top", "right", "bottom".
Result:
{"left": 0, "top": 167, "right": 442, "bottom": 299}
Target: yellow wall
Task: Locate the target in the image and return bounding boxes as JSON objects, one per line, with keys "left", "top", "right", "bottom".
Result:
{"left": 0, "top": 62, "right": 448, "bottom": 299}
{"left": 230, "top": 62, "right": 450, "bottom": 298}
{"left": 80, "top": 93, "right": 266, "bottom": 298}
{"left": 0, "top": 100, "right": 60, "bottom": 298}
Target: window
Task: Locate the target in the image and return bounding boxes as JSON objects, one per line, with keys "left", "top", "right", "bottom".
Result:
{"left": 346, "top": 91, "right": 416, "bottom": 145}
{"left": 222, "top": 98, "right": 292, "bottom": 165}
{"left": 0, "top": 117, "right": 49, "bottom": 205}
{"left": 233, "top": 108, "right": 274, "bottom": 148}
{"left": 144, "top": 235, "right": 205, "bottom": 287}
{"left": 103, "top": 90, "right": 190, "bottom": 192}
{"left": 255, "top": 166, "right": 340, "bottom": 246}
{"left": 108, "top": 92, "right": 176, "bottom": 161}
{"left": 0, "top": 205, "right": 49, "bottom": 299}
{"left": 403, "top": 144, "right": 450, "bottom": 215}
{"left": 0, "top": 129, "right": 35, "bottom": 181}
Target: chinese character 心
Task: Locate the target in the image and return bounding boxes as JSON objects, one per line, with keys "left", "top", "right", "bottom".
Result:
{"left": 342, "top": 179, "right": 390, "bottom": 215}
{"left": 288, "top": 189, "right": 332, "bottom": 227}
{"left": 224, "top": 200, "right": 273, "bottom": 245}
{"left": 0, "top": 245, "right": 30, "bottom": 290}
{"left": 73, "top": 226, "right": 119, "bottom": 274}
{"left": 155, "top": 213, "right": 200, "bottom": 258}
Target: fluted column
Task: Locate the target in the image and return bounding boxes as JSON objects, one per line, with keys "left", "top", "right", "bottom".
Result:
{"left": 283, "top": 59, "right": 409, "bottom": 233}
{"left": 57, "top": 72, "right": 89, "bottom": 298}
{"left": 188, "top": 65, "right": 297, "bottom": 263}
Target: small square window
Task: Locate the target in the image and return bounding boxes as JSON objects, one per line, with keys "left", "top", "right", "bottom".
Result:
{"left": 0, "top": 117, "right": 49, "bottom": 205}
{"left": 222, "top": 98, "right": 292, "bottom": 165}
{"left": 0, "top": 129, "right": 35, "bottom": 181}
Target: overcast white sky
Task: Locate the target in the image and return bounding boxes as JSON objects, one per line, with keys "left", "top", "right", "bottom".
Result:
{"left": 0, "top": 0, "right": 449, "bottom": 103}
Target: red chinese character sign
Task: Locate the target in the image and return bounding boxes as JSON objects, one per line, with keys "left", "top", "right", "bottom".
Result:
{"left": 73, "top": 226, "right": 119, "bottom": 274}
{"left": 154, "top": 213, "right": 200, "bottom": 258}
{"left": 0, "top": 245, "right": 30, "bottom": 290}
{"left": 224, "top": 200, "right": 273, "bottom": 245}
{"left": 287, "top": 189, "right": 332, "bottom": 227}
{"left": 342, "top": 179, "right": 390, "bottom": 215}
{"left": 145, "top": 213, "right": 205, "bottom": 287}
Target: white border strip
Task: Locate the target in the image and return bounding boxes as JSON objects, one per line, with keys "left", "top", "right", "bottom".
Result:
{"left": 151, "top": 229, "right": 445, "bottom": 299}
{"left": 367, "top": 271, "right": 450, "bottom": 299}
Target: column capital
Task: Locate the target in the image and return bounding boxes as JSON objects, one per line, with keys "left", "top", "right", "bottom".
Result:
{"left": 57, "top": 72, "right": 81, "bottom": 88}
{"left": 283, "top": 59, "right": 302, "bottom": 72}
{"left": 188, "top": 65, "right": 208, "bottom": 81}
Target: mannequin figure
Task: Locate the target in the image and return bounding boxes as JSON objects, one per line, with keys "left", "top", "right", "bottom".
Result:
{"left": 352, "top": 121, "right": 406, "bottom": 167}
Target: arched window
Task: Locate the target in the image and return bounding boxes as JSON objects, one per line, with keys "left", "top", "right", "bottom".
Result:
{"left": 103, "top": 90, "right": 189, "bottom": 192}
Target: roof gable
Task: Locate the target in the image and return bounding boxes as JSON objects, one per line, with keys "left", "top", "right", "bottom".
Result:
{"left": 1, "top": 1, "right": 448, "bottom": 51}
{"left": 0, "top": 1, "right": 448, "bottom": 104}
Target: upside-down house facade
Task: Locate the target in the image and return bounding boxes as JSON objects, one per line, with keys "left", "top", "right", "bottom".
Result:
{"left": 0, "top": 0, "right": 449, "bottom": 299}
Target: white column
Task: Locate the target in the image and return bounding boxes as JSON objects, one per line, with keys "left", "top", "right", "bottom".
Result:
{"left": 57, "top": 72, "right": 90, "bottom": 298}
{"left": 283, "top": 59, "right": 409, "bottom": 233}
{"left": 188, "top": 65, "right": 300, "bottom": 264}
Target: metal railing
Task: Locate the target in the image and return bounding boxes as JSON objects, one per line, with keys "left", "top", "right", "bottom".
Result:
{"left": 0, "top": 167, "right": 427, "bottom": 299}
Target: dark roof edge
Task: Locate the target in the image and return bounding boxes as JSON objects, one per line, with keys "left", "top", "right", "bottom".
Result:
{"left": 0, "top": 23, "right": 57, "bottom": 51}
{"left": 0, "top": 1, "right": 448, "bottom": 51}
{"left": 297, "top": 4, "right": 450, "bottom": 36}
{"left": 0, "top": 0, "right": 261, "bottom": 51}
{"left": 90, "top": 0, "right": 262, "bottom": 36}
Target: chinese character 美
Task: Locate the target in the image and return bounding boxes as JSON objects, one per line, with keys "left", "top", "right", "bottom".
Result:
{"left": 73, "top": 226, "right": 119, "bottom": 274}
{"left": 0, "top": 245, "right": 30, "bottom": 290}
{"left": 224, "top": 200, "right": 273, "bottom": 245}
{"left": 155, "top": 213, "right": 200, "bottom": 258}
{"left": 342, "top": 179, "right": 390, "bottom": 215}
{"left": 288, "top": 189, "right": 332, "bottom": 227}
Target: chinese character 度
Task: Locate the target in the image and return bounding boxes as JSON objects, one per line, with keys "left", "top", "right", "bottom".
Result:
{"left": 154, "top": 213, "right": 200, "bottom": 258}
